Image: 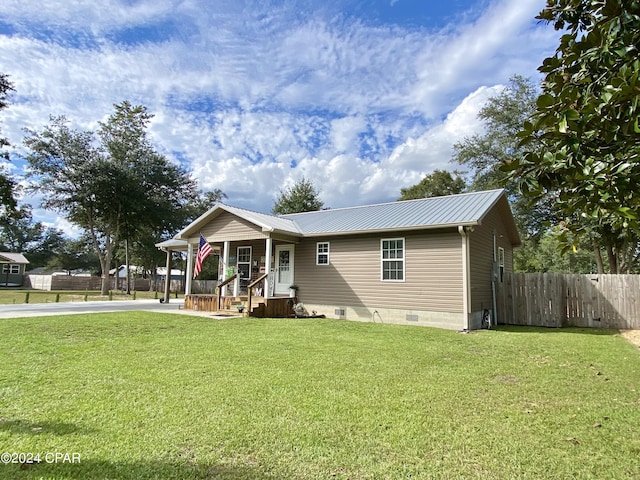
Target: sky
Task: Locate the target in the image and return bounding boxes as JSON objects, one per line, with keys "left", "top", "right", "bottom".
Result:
{"left": 0, "top": 0, "right": 559, "bottom": 235}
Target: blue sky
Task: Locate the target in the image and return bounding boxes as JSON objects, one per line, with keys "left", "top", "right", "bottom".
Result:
{"left": 0, "top": 0, "right": 558, "bottom": 235}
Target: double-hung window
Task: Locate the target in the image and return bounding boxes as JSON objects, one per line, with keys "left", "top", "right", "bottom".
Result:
{"left": 316, "top": 242, "right": 330, "bottom": 265}
{"left": 381, "top": 238, "right": 405, "bottom": 281}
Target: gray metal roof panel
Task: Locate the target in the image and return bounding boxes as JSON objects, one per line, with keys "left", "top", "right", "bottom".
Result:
{"left": 283, "top": 189, "right": 505, "bottom": 234}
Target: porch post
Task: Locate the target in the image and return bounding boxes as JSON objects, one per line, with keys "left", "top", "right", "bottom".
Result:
{"left": 222, "top": 241, "right": 230, "bottom": 300}
{"left": 185, "top": 241, "right": 194, "bottom": 295}
{"left": 264, "top": 237, "right": 272, "bottom": 299}
{"left": 163, "top": 248, "right": 172, "bottom": 303}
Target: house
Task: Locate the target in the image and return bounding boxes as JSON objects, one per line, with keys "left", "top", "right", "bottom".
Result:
{"left": 157, "top": 189, "right": 520, "bottom": 330}
{"left": 0, "top": 252, "right": 30, "bottom": 287}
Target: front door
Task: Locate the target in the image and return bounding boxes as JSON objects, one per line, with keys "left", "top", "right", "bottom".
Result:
{"left": 274, "top": 244, "right": 294, "bottom": 295}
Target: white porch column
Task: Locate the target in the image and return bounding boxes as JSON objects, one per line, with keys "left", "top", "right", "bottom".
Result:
{"left": 163, "top": 249, "right": 172, "bottom": 303}
{"left": 264, "top": 237, "right": 272, "bottom": 298}
{"left": 222, "top": 241, "right": 230, "bottom": 300}
{"left": 185, "top": 241, "right": 194, "bottom": 295}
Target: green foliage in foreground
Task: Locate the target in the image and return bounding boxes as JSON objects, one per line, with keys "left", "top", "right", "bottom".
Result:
{"left": 0, "top": 314, "right": 639, "bottom": 479}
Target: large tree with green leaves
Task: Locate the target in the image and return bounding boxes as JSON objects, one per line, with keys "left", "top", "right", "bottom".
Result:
{"left": 24, "top": 103, "right": 198, "bottom": 294}
{"left": 508, "top": 1, "right": 640, "bottom": 261}
{"left": 0, "top": 73, "right": 17, "bottom": 215}
{"left": 272, "top": 177, "right": 324, "bottom": 214}
{"left": 452, "top": 75, "right": 560, "bottom": 238}
{"left": 97, "top": 102, "right": 199, "bottom": 292}
{"left": 398, "top": 170, "right": 466, "bottom": 200}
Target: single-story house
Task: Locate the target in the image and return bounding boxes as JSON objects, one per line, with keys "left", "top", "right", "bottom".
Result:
{"left": 0, "top": 252, "right": 30, "bottom": 287}
{"left": 157, "top": 189, "right": 520, "bottom": 330}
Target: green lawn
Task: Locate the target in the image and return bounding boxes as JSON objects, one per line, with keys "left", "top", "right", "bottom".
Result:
{"left": 0, "top": 314, "right": 639, "bottom": 479}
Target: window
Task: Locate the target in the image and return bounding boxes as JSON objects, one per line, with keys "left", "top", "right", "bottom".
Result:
{"left": 316, "top": 242, "right": 330, "bottom": 265}
{"left": 498, "top": 247, "right": 505, "bottom": 282}
{"left": 381, "top": 238, "right": 405, "bottom": 281}
{"left": 2, "top": 264, "right": 20, "bottom": 274}
{"left": 237, "top": 246, "right": 252, "bottom": 281}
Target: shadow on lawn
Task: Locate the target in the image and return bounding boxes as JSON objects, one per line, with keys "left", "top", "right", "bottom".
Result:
{"left": 1, "top": 459, "right": 267, "bottom": 480}
{"left": 0, "top": 418, "right": 94, "bottom": 436}
{"left": 495, "top": 325, "right": 620, "bottom": 336}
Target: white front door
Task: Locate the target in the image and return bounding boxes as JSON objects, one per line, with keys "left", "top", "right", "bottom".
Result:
{"left": 274, "top": 244, "right": 294, "bottom": 295}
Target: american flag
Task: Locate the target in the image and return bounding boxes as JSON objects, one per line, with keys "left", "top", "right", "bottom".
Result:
{"left": 193, "top": 234, "right": 213, "bottom": 279}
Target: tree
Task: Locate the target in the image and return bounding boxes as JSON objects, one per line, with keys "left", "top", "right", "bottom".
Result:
{"left": 97, "top": 101, "right": 199, "bottom": 293}
{"left": 272, "top": 177, "right": 324, "bottom": 214}
{"left": 0, "top": 204, "right": 66, "bottom": 268}
{"left": 0, "top": 73, "right": 17, "bottom": 214}
{"left": 508, "top": 1, "right": 640, "bottom": 256}
{"left": 453, "top": 75, "right": 560, "bottom": 238}
{"left": 24, "top": 103, "right": 198, "bottom": 294}
{"left": 45, "top": 236, "right": 100, "bottom": 275}
{"left": 398, "top": 170, "right": 466, "bottom": 200}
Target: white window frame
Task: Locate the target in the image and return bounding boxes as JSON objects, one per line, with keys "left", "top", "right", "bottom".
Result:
{"left": 498, "top": 247, "right": 505, "bottom": 282}
{"left": 316, "top": 242, "right": 330, "bottom": 265}
{"left": 236, "top": 246, "right": 252, "bottom": 280}
{"left": 380, "top": 238, "right": 405, "bottom": 282}
{"left": 2, "top": 264, "right": 20, "bottom": 274}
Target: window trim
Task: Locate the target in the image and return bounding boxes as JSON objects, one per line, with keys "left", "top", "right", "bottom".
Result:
{"left": 2, "top": 264, "right": 20, "bottom": 274}
{"left": 380, "top": 237, "right": 405, "bottom": 282}
{"left": 316, "top": 242, "right": 330, "bottom": 265}
{"left": 236, "top": 246, "right": 252, "bottom": 280}
{"left": 498, "top": 247, "right": 505, "bottom": 282}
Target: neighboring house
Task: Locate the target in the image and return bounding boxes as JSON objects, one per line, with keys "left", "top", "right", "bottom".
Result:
{"left": 156, "top": 267, "right": 185, "bottom": 281}
{"left": 158, "top": 189, "right": 520, "bottom": 330}
{"left": 0, "top": 252, "right": 30, "bottom": 287}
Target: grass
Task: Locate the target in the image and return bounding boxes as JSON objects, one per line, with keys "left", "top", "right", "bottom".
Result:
{"left": 0, "top": 314, "right": 639, "bottom": 479}
{"left": 0, "top": 289, "right": 181, "bottom": 304}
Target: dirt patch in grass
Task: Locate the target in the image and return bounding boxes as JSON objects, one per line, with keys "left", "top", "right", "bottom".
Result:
{"left": 620, "top": 329, "right": 640, "bottom": 348}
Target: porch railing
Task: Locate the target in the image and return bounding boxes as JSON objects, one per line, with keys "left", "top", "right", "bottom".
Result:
{"left": 216, "top": 273, "right": 238, "bottom": 310}
{"left": 247, "top": 273, "right": 269, "bottom": 314}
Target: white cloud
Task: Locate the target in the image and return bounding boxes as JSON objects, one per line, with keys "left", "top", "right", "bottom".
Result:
{"left": 0, "top": 0, "right": 559, "bottom": 223}
{"left": 384, "top": 85, "right": 503, "bottom": 173}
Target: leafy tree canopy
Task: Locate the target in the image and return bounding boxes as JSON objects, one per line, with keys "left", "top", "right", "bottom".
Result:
{"left": 272, "top": 177, "right": 324, "bottom": 214}
{"left": 24, "top": 102, "right": 198, "bottom": 293}
{"left": 398, "top": 170, "right": 466, "bottom": 200}
{"left": 453, "top": 74, "right": 559, "bottom": 238}
{"left": 0, "top": 73, "right": 17, "bottom": 214}
{"left": 507, "top": 0, "right": 640, "bottom": 237}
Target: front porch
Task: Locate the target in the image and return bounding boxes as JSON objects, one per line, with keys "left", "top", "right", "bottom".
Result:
{"left": 156, "top": 204, "right": 301, "bottom": 318}
{"left": 184, "top": 294, "right": 298, "bottom": 318}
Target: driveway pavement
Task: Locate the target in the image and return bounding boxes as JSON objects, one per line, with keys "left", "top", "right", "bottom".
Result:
{"left": 0, "top": 299, "right": 219, "bottom": 319}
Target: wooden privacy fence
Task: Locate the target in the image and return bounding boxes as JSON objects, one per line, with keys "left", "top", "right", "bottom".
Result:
{"left": 497, "top": 273, "right": 640, "bottom": 330}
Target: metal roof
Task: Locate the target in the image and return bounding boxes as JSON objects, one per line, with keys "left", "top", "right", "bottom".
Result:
{"left": 170, "top": 189, "right": 520, "bottom": 246}
{"left": 283, "top": 189, "right": 508, "bottom": 235}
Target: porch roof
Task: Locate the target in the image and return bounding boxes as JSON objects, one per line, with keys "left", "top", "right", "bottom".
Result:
{"left": 176, "top": 203, "right": 301, "bottom": 240}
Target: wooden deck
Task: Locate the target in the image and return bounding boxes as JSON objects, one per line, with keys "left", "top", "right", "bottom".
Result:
{"left": 184, "top": 294, "right": 297, "bottom": 318}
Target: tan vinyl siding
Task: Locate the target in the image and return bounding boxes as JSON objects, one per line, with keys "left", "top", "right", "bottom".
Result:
{"left": 295, "top": 230, "right": 463, "bottom": 313}
{"left": 199, "top": 211, "right": 268, "bottom": 242}
{"left": 469, "top": 205, "right": 515, "bottom": 313}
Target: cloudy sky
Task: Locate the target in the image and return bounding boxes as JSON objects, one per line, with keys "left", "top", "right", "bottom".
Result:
{"left": 0, "top": 0, "right": 559, "bottom": 232}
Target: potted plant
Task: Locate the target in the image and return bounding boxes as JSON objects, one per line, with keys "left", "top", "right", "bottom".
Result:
{"left": 289, "top": 285, "right": 298, "bottom": 297}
